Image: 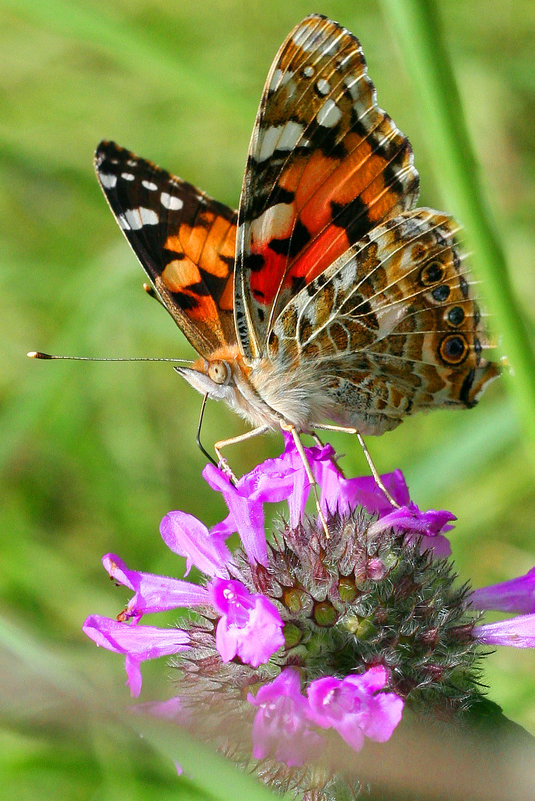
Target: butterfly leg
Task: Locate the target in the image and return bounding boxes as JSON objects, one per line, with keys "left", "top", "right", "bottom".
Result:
{"left": 214, "top": 425, "right": 270, "bottom": 483}
{"left": 195, "top": 393, "right": 218, "bottom": 469}
{"left": 279, "top": 421, "right": 330, "bottom": 538}
{"left": 312, "top": 424, "right": 400, "bottom": 509}
{"left": 311, "top": 431, "right": 348, "bottom": 475}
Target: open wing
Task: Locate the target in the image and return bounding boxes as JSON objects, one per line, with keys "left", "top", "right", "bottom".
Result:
{"left": 95, "top": 141, "right": 237, "bottom": 357}
{"left": 234, "top": 14, "right": 419, "bottom": 360}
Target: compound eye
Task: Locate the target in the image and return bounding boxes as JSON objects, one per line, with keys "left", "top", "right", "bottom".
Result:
{"left": 207, "top": 360, "right": 230, "bottom": 385}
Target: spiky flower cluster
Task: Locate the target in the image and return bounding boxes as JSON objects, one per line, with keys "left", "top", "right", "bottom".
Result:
{"left": 84, "top": 436, "right": 535, "bottom": 800}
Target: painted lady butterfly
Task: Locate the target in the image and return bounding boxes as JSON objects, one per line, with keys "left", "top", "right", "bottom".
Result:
{"left": 94, "top": 14, "right": 499, "bottom": 469}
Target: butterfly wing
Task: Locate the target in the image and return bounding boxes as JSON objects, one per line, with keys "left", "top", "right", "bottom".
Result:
{"left": 235, "top": 14, "right": 419, "bottom": 360}
{"left": 95, "top": 141, "right": 237, "bottom": 357}
{"left": 268, "top": 209, "right": 500, "bottom": 434}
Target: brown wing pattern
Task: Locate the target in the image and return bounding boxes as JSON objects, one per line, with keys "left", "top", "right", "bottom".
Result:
{"left": 268, "top": 209, "right": 500, "bottom": 434}
{"left": 95, "top": 141, "right": 237, "bottom": 357}
{"left": 235, "top": 14, "right": 419, "bottom": 360}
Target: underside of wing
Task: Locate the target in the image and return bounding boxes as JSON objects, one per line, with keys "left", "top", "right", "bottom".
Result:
{"left": 267, "top": 209, "right": 499, "bottom": 434}
{"left": 235, "top": 14, "right": 419, "bottom": 360}
{"left": 95, "top": 141, "right": 237, "bottom": 357}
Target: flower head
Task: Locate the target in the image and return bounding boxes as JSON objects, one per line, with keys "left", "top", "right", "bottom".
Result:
{"left": 84, "top": 438, "right": 534, "bottom": 800}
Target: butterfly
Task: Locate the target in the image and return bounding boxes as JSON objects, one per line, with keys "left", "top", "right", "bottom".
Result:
{"left": 94, "top": 14, "right": 499, "bottom": 473}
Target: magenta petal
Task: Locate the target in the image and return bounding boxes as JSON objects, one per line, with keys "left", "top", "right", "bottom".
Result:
{"left": 211, "top": 578, "right": 284, "bottom": 667}
{"left": 230, "top": 595, "right": 284, "bottom": 666}
{"left": 470, "top": 568, "right": 535, "bottom": 614}
{"left": 103, "top": 554, "right": 210, "bottom": 617}
{"left": 83, "top": 615, "right": 190, "bottom": 657}
{"left": 474, "top": 613, "right": 535, "bottom": 647}
{"left": 134, "top": 695, "right": 187, "bottom": 722}
{"left": 347, "top": 470, "right": 411, "bottom": 515}
{"left": 124, "top": 653, "right": 143, "bottom": 697}
{"left": 368, "top": 504, "right": 455, "bottom": 556}
{"left": 203, "top": 464, "right": 268, "bottom": 567}
{"left": 355, "top": 664, "right": 389, "bottom": 693}
{"left": 358, "top": 689, "right": 404, "bottom": 743}
{"left": 248, "top": 668, "right": 323, "bottom": 767}
{"left": 238, "top": 443, "right": 303, "bottom": 504}
{"left": 307, "top": 668, "right": 404, "bottom": 752}
{"left": 160, "top": 511, "right": 231, "bottom": 577}
{"left": 369, "top": 504, "right": 456, "bottom": 537}
{"left": 418, "top": 533, "right": 452, "bottom": 558}
{"left": 83, "top": 615, "right": 190, "bottom": 696}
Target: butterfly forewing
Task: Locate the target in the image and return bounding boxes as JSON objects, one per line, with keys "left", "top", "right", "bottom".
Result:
{"left": 235, "top": 14, "right": 420, "bottom": 360}
{"left": 95, "top": 141, "right": 237, "bottom": 357}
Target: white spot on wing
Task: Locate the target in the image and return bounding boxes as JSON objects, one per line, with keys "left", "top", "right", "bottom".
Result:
{"left": 118, "top": 213, "right": 130, "bottom": 230}
{"left": 142, "top": 180, "right": 158, "bottom": 191}
{"left": 258, "top": 126, "right": 281, "bottom": 162}
{"left": 250, "top": 203, "right": 294, "bottom": 245}
{"left": 317, "top": 99, "right": 342, "bottom": 128}
{"left": 344, "top": 74, "right": 364, "bottom": 102}
{"left": 140, "top": 207, "right": 159, "bottom": 225}
{"left": 316, "top": 78, "right": 330, "bottom": 95}
{"left": 121, "top": 172, "right": 135, "bottom": 181}
{"left": 278, "top": 120, "right": 304, "bottom": 151}
{"left": 269, "top": 68, "right": 292, "bottom": 91}
{"left": 258, "top": 121, "right": 304, "bottom": 162}
{"left": 121, "top": 208, "right": 159, "bottom": 230}
{"left": 292, "top": 25, "right": 313, "bottom": 48}
{"left": 303, "top": 65, "right": 314, "bottom": 78}
{"left": 99, "top": 173, "right": 117, "bottom": 189}
{"left": 160, "top": 193, "right": 183, "bottom": 211}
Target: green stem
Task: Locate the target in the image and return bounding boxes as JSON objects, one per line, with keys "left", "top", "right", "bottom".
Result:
{"left": 380, "top": 0, "right": 535, "bottom": 452}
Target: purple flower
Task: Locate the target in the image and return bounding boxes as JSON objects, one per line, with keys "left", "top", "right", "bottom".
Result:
{"left": 470, "top": 568, "right": 535, "bottom": 648}
{"left": 85, "top": 435, "right": 532, "bottom": 797}
{"left": 85, "top": 551, "right": 284, "bottom": 694}
{"left": 368, "top": 503, "right": 455, "bottom": 557}
{"left": 248, "top": 668, "right": 324, "bottom": 766}
{"left": 103, "top": 553, "right": 210, "bottom": 620}
{"left": 160, "top": 511, "right": 231, "bottom": 577}
{"left": 210, "top": 577, "right": 284, "bottom": 667}
{"left": 307, "top": 666, "right": 404, "bottom": 752}
{"left": 82, "top": 615, "right": 190, "bottom": 697}
{"left": 470, "top": 568, "right": 535, "bottom": 614}
{"left": 474, "top": 614, "right": 535, "bottom": 648}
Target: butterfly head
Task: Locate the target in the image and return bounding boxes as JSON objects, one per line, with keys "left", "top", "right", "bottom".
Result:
{"left": 174, "top": 350, "right": 284, "bottom": 430}
{"left": 174, "top": 358, "right": 234, "bottom": 402}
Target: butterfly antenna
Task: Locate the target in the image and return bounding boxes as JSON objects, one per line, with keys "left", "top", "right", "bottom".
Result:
{"left": 27, "top": 351, "right": 193, "bottom": 364}
{"left": 142, "top": 282, "right": 166, "bottom": 308}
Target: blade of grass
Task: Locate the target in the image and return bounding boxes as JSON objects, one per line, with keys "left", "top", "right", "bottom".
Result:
{"left": 136, "top": 717, "right": 285, "bottom": 801}
{"left": 380, "top": 0, "right": 535, "bottom": 457}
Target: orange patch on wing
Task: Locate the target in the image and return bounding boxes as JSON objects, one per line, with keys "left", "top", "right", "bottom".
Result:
{"left": 199, "top": 215, "right": 236, "bottom": 277}
{"left": 291, "top": 226, "right": 349, "bottom": 282}
{"left": 219, "top": 274, "right": 234, "bottom": 311}
{"left": 161, "top": 258, "right": 201, "bottom": 292}
{"left": 245, "top": 128, "right": 406, "bottom": 308}
{"left": 185, "top": 294, "right": 221, "bottom": 323}
{"left": 165, "top": 214, "right": 236, "bottom": 281}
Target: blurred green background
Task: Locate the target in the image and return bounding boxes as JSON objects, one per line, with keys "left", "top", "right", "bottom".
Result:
{"left": 2, "top": 0, "right": 535, "bottom": 798}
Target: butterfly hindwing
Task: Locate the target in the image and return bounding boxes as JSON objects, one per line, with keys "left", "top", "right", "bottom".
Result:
{"left": 235, "top": 14, "right": 420, "bottom": 360}
{"left": 268, "top": 209, "right": 499, "bottom": 434}
{"left": 95, "top": 141, "right": 237, "bottom": 357}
